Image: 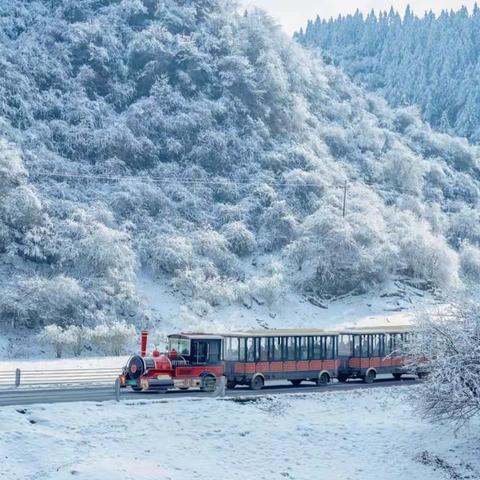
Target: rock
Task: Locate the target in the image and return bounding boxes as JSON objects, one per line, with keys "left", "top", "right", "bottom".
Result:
{"left": 307, "top": 297, "right": 328, "bottom": 309}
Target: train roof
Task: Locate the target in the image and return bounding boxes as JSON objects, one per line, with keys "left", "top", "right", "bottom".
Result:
{"left": 169, "top": 333, "right": 224, "bottom": 340}
{"left": 169, "top": 326, "right": 412, "bottom": 339}
{"left": 221, "top": 329, "right": 339, "bottom": 337}
{"left": 171, "top": 329, "right": 339, "bottom": 338}
{"left": 340, "top": 325, "right": 412, "bottom": 335}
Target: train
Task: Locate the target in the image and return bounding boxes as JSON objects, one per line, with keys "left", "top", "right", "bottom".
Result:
{"left": 119, "top": 326, "right": 428, "bottom": 392}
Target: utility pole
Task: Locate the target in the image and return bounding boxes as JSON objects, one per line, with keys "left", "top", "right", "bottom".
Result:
{"left": 342, "top": 181, "right": 347, "bottom": 218}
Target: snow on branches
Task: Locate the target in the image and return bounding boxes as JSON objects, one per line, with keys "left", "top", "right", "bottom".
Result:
{"left": 409, "top": 303, "right": 480, "bottom": 427}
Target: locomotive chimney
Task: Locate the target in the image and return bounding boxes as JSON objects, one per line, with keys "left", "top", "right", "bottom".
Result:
{"left": 140, "top": 330, "right": 148, "bottom": 357}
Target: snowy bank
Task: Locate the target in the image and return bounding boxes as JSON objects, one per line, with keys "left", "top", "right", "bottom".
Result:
{"left": 1, "top": 387, "right": 478, "bottom": 480}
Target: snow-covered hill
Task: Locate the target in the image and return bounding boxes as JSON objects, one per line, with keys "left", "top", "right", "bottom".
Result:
{"left": 0, "top": 0, "right": 479, "bottom": 338}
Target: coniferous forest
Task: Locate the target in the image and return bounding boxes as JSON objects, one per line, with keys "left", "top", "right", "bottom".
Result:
{"left": 296, "top": 5, "right": 480, "bottom": 142}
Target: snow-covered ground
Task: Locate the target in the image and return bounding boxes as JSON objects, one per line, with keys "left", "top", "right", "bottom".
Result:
{"left": 139, "top": 274, "right": 439, "bottom": 333}
{"left": 1, "top": 386, "right": 478, "bottom": 480}
{"left": 0, "top": 355, "right": 127, "bottom": 372}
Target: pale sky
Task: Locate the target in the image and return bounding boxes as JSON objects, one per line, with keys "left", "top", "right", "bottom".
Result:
{"left": 240, "top": 1, "right": 478, "bottom": 34}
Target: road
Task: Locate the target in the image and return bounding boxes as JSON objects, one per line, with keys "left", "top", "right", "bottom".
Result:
{"left": 0, "top": 377, "right": 419, "bottom": 407}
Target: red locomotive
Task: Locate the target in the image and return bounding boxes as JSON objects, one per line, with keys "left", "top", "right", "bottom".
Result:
{"left": 119, "top": 326, "right": 421, "bottom": 392}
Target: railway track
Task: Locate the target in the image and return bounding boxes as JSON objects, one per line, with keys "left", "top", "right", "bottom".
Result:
{"left": 0, "top": 377, "right": 419, "bottom": 407}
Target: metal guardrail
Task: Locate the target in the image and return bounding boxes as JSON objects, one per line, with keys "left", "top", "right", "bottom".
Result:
{"left": 0, "top": 371, "right": 227, "bottom": 406}
{"left": 0, "top": 368, "right": 120, "bottom": 389}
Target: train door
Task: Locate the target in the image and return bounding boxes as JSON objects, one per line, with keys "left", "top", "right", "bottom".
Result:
{"left": 191, "top": 339, "right": 222, "bottom": 365}
{"left": 338, "top": 334, "right": 352, "bottom": 370}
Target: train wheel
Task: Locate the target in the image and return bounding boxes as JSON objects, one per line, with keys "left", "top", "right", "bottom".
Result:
{"left": 290, "top": 379, "right": 302, "bottom": 387}
{"left": 250, "top": 375, "right": 264, "bottom": 390}
{"left": 364, "top": 369, "right": 376, "bottom": 383}
{"left": 317, "top": 372, "right": 330, "bottom": 386}
{"left": 392, "top": 373, "right": 402, "bottom": 381}
{"left": 337, "top": 374, "right": 348, "bottom": 383}
{"left": 200, "top": 375, "right": 217, "bottom": 392}
{"left": 226, "top": 381, "right": 237, "bottom": 389}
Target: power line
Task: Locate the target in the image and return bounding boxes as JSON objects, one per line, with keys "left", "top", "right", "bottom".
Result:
{"left": 29, "top": 170, "right": 427, "bottom": 221}
{"left": 29, "top": 171, "right": 427, "bottom": 195}
{"left": 29, "top": 171, "right": 347, "bottom": 189}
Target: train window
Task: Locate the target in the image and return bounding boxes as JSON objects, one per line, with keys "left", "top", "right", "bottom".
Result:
{"left": 260, "top": 337, "right": 268, "bottom": 361}
{"left": 246, "top": 338, "right": 255, "bottom": 362}
{"left": 361, "top": 335, "right": 369, "bottom": 357}
{"left": 270, "top": 337, "right": 282, "bottom": 361}
{"left": 339, "top": 336, "right": 350, "bottom": 355}
{"left": 352, "top": 336, "right": 360, "bottom": 357}
{"left": 325, "top": 336, "right": 334, "bottom": 359}
{"left": 191, "top": 341, "right": 208, "bottom": 364}
{"left": 239, "top": 338, "right": 246, "bottom": 362}
{"left": 313, "top": 337, "right": 321, "bottom": 359}
{"left": 254, "top": 338, "right": 261, "bottom": 362}
{"left": 379, "top": 335, "right": 385, "bottom": 357}
{"left": 286, "top": 337, "right": 295, "bottom": 360}
{"left": 224, "top": 337, "right": 239, "bottom": 361}
{"left": 383, "top": 334, "right": 390, "bottom": 355}
{"left": 390, "top": 334, "right": 397, "bottom": 355}
{"left": 168, "top": 337, "right": 191, "bottom": 356}
{"left": 299, "top": 337, "right": 308, "bottom": 360}
{"left": 208, "top": 340, "right": 221, "bottom": 363}
{"left": 371, "top": 335, "right": 380, "bottom": 357}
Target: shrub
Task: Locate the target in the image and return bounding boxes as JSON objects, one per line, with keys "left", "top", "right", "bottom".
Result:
{"left": 2, "top": 186, "right": 43, "bottom": 230}
{"left": 248, "top": 263, "right": 285, "bottom": 306}
{"left": 173, "top": 268, "right": 240, "bottom": 306}
{"left": 399, "top": 227, "right": 461, "bottom": 290}
{"left": 146, "top": 234, "right": 193, "bottom": 274}
{"left": 39, "top": 325, "right": 70, "bottom": 358}
{"left": 66, "top": 325, "right": 91, "bottom": 357}
{"left": 90, "top": 321, "right": 136, "bottom": 356}
{"left": 460, "top": 244, "right": 480, "bottom": 283}
{"left": 221, "top": 221, "right": 256, "bottom": 256}
{"left": 193, "top": 229, "right": 238, "bottom": 276}
{"left": 0, "top": 275, "right": 89, "bottom": 330}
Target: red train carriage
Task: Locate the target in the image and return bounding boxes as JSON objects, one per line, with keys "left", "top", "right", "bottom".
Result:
{"left": 120, "top": 329, "right": 339, "bottom": 392}
{"left": 338, "top": 326, "right": 418, "bottom": 383}
{"left": 223, "top": 329, "right": 339, "bottom": 389}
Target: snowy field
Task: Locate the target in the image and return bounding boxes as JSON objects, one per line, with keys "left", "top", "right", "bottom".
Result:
{"left": 0, "top": 355, "right": 127, "bottom": 372}
{"left": 1, "top": 386, "right": 479, "bottom": 480}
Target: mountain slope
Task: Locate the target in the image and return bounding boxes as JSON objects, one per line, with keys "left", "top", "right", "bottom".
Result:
{"left": 296, "top": 6, "right": 480, "bottom": 143}
{"left": 0, "top": 0, "right": 479, "bottom": 333}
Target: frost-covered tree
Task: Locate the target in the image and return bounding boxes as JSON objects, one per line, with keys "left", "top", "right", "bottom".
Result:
{"left": 409, "top": 302, "right": 480, "bottom": 427}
